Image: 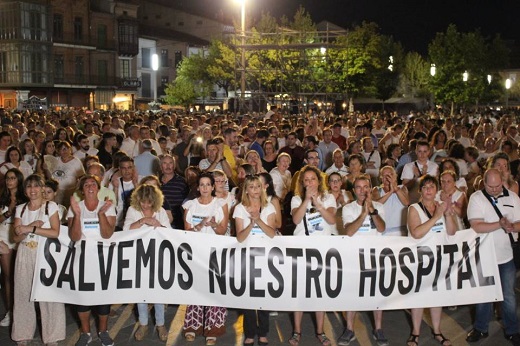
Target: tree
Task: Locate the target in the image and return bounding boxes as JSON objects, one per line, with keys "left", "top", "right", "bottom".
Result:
{"left": 400, "top": 52, "right": 430, "bottom": 98}
{"left": 163, "top": 76, "right": 197, "bottom": 109}
{"left": 428, "top": 24, "right": 509, "bottom": 112}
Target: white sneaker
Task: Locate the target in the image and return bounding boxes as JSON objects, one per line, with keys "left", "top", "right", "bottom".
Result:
{"left": 0, "top": 311, "right": 11, "bottom": 327}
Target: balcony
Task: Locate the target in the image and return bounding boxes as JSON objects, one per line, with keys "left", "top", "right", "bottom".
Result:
{"left": 53, "top": 73, "right": 117, "bottom": 87}
{"left": 52, "top": 33, "right": 116, "bottom": 50}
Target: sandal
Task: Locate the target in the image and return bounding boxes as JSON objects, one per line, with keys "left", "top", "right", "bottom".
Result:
{"left": 244, "top": 338, "right": 255, "bottom": 346}
{"left": 206, "top": 336, "right": 217, "bottom": 346}
{"left": 433, "top": 333, "right": 451, "bottom": 345}
{"left": 157, "top": 325, "right": 168, "bottom": 342}
{"left": 258, "top": 336, "right": 268, "bottom": 346}
{"left": 288, "top": 332, "right": 301, "bottom": 346}
{"left": 316, "top": 333, "right": 331, "bottom": 346}
{"left": 185, "top": 332, "right": 196, "bottom": 342}
{"left": 407, "top": 334, "right": 419, "bottom": 346}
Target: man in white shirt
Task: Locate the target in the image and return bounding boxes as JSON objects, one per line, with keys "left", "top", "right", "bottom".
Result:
{"left": 134, "top": 140, "right": 161, "bottom": 177}
{"left": 120, "top": 125, "right": 141, "bottom": 158}
{"left": 340, "top": 175, "right": 387, "bottom": 346}
{"left": 73, "top": 134, "right": 99, "bottom": 161}
{"left": 325, "top": 148, "right": 348, "bottom": 177}
{"left": 401, "top": 140, "right": 439, "bottom": 204}
{"left": 466, "top": 169, "right": 520, "bottom": 345}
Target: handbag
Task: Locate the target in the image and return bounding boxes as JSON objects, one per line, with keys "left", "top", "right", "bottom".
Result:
{"left": 481, "top": 189, "right": 520, "bottom": 269}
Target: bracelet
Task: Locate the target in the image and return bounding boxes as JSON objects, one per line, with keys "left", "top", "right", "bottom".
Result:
{"left": 32, "top": 226, "right": 36, "bottom": 234}
{"left": 3, "top": 212, "right": 10, "bottom": 219}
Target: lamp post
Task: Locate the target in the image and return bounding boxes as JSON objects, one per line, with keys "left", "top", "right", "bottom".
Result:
{"left": 236, "top": 0, "right": 246, "bottom": 113}
{"left": 430, "top": 64, "right": 436, "bottom": 109}
{"left": 151, "top": 53, "right": 159, "bottom": 103}
{"left": 506, "top": 78, "right": 512, "bottom": 108}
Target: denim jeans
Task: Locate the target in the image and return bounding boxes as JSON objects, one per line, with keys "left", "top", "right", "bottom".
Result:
{"left": 137, "top": 303, "right": 165, "bottom": 326}
{"left": 474, "top": 259, "right": 519, "bottom": 336}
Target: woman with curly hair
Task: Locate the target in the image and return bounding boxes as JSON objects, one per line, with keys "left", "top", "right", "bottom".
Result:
{"left": 289, "top": 165, "right": 336, "bottom": 346}
{"left": 123, "top": 184, "right": 172, "bottom": 342}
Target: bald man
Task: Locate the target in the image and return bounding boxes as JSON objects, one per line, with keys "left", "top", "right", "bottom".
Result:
{"left": 466, "top": 168, "right": 520, "bottom": 344}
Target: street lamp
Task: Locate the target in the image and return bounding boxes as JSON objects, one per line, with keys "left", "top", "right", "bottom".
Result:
{"left": 430, "top": 64, "right": 436, "bottom": 77}
{"left": 487, "top": 74, "right": 492, "bottom": 84}
{"left": 236, "top": 0, "right": 247, "bottom": 113}
{"left": 462, "top": 70, "right": 469, "bottom": 82}
{"left": 151, "top": 53, "right": 159, "bottom": 102}
{"left": 505, "top": 78, "right": 512, "bottom": 108}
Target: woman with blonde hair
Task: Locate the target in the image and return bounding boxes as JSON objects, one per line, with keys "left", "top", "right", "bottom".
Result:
{"left": 245, "top": 150, "right": 266, "bottom": 174}
{"left": 372, "top": 166, "right": 409, "bottom": 236}
{"left": 234, "top": 174, "right": 276, "bottom": 346}
{"left": 289, "top": 165, "right": 336, "bottom": 346}
{"left": 123, "top": 184, "right": 172, "bottom": 342}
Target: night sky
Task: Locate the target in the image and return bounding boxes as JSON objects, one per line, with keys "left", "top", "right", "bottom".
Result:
{"left": 182, "top": 0, "right": 520, "bottom": 54}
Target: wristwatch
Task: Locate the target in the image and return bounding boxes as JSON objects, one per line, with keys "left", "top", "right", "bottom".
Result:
{"left": 369, "top": 209, "right": 378, "bottom": 216}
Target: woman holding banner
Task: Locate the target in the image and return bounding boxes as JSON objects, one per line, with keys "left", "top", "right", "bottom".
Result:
{"left": 68, "top": 174, "right": 116, "bottom": 346}
{"left": 406, "top": 175, "right": 458, "bottom": 346}
{"left": 123, "top": 183, "right": 171, "bottom": 342}
{"left": 183, "top": 172, "right": 229, "bottom": 346}
{"left": 12, "top": 174, "right": 65, "bottom": 345}
{"left": 234, "top": 174, "right": 276, "bottom": 345}
{"left": 289, "top": 165, "right": 336, "bottom": 346}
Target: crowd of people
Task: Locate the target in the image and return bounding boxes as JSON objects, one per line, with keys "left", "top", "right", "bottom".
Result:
{"left": 0, "top": 106, "right": 519, "bottom": 346}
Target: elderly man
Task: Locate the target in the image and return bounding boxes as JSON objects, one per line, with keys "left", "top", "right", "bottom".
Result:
{"left": 466, "top": 168, "right": 520, "bottom": 346}
{"left": 160, "top": 155, "right": 188, "bottom": 230}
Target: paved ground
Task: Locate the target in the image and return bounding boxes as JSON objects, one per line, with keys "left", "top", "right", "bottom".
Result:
{"left": 0, "top": 295, "right": 519, "bottom": 346}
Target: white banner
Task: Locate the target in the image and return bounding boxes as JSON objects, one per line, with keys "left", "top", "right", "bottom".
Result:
{"left": 31, "top": 227, "right": 503, "bottom": 311}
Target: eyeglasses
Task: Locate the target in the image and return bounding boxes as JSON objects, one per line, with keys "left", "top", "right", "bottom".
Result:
{"left": 214, "top": 179, "right": 227, "bottom": 184}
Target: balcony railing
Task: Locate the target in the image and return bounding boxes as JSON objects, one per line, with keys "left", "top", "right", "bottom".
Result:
{"left": 53, "top": 73, "right": 117, "bottom": 86}
{"left": 52, "top": 33, "right": 116, "bottom": 50}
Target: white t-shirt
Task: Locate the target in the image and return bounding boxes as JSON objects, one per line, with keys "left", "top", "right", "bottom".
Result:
{"left": 269, "top": 167, "right": 292, "bottom": 200}
{"left": 407, "top": 203, "right": 447, "bottom": 239}
{"left": 52, "top": 156, "right": 85, "bottom": 191}
{"left": 467, "top": 189, "right": 520, "bottom": 264}
{"left": 183, "top": 197, "right": 226, "bottom": 234}
{"left": 16, "top": 201, "right": 59, "bottom": 245}
{"left": 233, "top": 202, "right": 275, "bottom": 236}
{"left": 123, "top": 206, "right": 172, "bottom": 231}
{"left": 342, "top": 200, "right": 385, "bottom": 236}
{"left": 0, "top": 161, "right": 33, "bottom": 178}
{"left": 291, "top": 193, "right": 336, "bottom": 236}
{"left": 66, "top": 200, "right": 116, "bottom": 239}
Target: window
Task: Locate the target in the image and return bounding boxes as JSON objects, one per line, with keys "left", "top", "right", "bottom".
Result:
{"left": 97, "top": 24, "right": 107, "bottom": 48}
{"left": 174, "top": 51, "right": 182, "bottom": 67}
{"left": 196, "top": 20, "right": 203, "bottom": 25}
{"left": 161, "top": 49, "right": 168, "bottom": 67}
{"left": 28, "top": 10, "right": 42, "bottom": 40}
{"left": 120, "top": 59, "right": 130, "bottom": 78}
{"left": 74, "top": 17, "right": 82, "bottom": 42}
{"left": 0, "top": 52, "right": 6, "bottom": 83}
{"left": 141, "top": 48, "right": 150, "bottom": 68}
{"left": 54, "top": 55, "right": 63, "bottom": 82}
{"left": 98, "top": 60, "right": 107, "bottom": 84}
{"left": 75, "top": 56, "right": 84, "bottom": 83}
{"left": 53, "top": 14, "right": 63, "bottom": 40}
{"left": 161, "top": 76, "right": 168, "bottom": 85}
{"left": 178, "top": 22, "right": 184, "bottom": 26}
{"left": 141, "top": 73, "right": 151, "bottom": 98}
{"left": 118, "top": 20, "right": 138, "bottom": 56}
{"left": 155, "top": 14, "right": 161, "bottom": 19}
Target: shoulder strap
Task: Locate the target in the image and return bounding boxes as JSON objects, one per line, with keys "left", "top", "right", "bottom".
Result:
{"left": 45, "top": 201, "right": 49, "bottom": 216}
{"left": 481, "top": 188, "right": 515, "bottom": 244}
{"left": 20, "top": 202, "right": 28, "bottom": 218}
{"left": 303, "top": 213, "right": 309, "bottom": 236}
{"left": 418, "top": 202, "right": 433, "bottom": 219}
